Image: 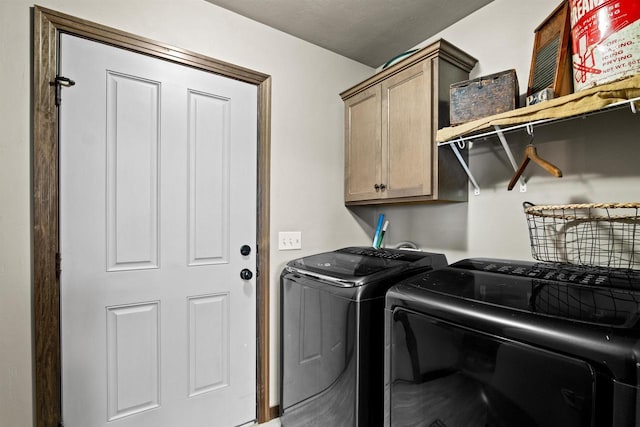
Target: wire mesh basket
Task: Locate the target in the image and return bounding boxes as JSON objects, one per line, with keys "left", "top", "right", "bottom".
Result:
{"left": 524, "top": 202, "right": 640, "bottom": 270}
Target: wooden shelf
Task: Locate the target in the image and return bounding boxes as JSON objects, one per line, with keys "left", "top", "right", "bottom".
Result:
{"left": 436, "top": 75, "right": 640, "bottom": 195}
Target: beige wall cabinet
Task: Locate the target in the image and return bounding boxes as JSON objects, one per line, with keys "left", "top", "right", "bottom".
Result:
{"left": 341, "top": 40, "right": 477, "bottom": 205}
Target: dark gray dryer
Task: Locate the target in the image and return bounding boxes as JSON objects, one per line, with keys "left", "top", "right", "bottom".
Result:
{"left": 280, "top": 247, "right": 447, "bottom": 427}
{"left": 385, "top": 258, "right": 640, "bottom": 427}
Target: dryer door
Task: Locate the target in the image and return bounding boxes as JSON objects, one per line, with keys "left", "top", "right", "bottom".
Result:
{"left": 388, "top": 309, "right": 597, "bottom": 427}
{"left": 280, "top": 273, "right": 357, "bottom": 424}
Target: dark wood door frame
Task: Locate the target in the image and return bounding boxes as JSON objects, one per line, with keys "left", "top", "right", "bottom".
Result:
{"left": 32, "top": 6, "right": 272, "bottom": 427}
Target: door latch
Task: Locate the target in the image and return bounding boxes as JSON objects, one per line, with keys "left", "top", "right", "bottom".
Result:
{"left": 53, "top": 76, "right": 76, "bottom": 106}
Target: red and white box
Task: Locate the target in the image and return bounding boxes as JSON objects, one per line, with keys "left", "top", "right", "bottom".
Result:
{"left": 570, "top": 0, "right": 640, "bottom": 90}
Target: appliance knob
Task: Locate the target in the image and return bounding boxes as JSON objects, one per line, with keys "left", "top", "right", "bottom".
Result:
{"left": 240, "top": 268, "right": 253, "bottom": 281}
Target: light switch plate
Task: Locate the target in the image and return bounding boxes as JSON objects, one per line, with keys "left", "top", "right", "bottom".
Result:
{"left": 278, "top": 231, "right": 302, "bottom": 250}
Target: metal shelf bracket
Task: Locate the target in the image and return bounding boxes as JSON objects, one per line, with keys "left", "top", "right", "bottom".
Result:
{"left": 450, "top": 141, "right": 480, "bottom": 195}
{"left": 494, "top": 125, "right": 526, "bottom": 192}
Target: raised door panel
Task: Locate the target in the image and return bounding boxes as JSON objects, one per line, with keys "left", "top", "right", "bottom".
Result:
{"left": 382, "top": 61, "right": 433, "bottom": 199}
{"left": 344, "top": 86, "right": 382, "bottom": 202}
{"left": 187, "top": 90, "right": 230, "bottom": 266}
{"left": 188, "top": 294, "right": 230, "bottom": 396}
{"left": 106, "top": 72, "right": 160, "bottom": 271}
{"left": 106, "top": 302, "right": 160, "bottom": 421}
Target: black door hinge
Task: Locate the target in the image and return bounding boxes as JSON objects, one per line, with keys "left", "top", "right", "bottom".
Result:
{"left": 55, "top": 252, "right": 61, "bottom": 280}
{"left": 52, "top": 76, "right": 76, "bottom": 107}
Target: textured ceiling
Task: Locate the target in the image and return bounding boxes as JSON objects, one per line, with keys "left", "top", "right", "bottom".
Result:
{"left": 205, "top": 0, "right": 494, "bottom": 67}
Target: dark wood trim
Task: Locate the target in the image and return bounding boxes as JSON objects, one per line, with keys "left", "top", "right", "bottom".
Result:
{"left": 269, "top": 405, "right": 280, "bottom": 420}
{"left": 33, "top": 7, "right": 61, "bottom": 427}
{"left": 34, "top": 6, "right": 268, "bottom": 85}
{"left": 32, "top": 6, "right": 272, "bottom": 427}
{"left": 256, "top": 76, "right": 272, "bottom": 423}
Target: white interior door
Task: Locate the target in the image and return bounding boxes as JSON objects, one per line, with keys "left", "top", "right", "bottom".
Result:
{"left": 59, "top": 33, "right": 257, "bottom": 427}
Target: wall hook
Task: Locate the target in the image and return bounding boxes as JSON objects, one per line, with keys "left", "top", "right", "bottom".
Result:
{"left": 525, "top": 123, "right": 534, "bottom": 136}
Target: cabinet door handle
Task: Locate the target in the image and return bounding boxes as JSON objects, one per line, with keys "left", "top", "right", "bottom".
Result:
{"left": 374, "top": 184, "right": 380, "bottom": 192}
{"left": 380, "top": 183, "right": 386, "bottom": 191}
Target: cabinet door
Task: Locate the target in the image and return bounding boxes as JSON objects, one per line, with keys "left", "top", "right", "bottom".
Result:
{"left": 344, "top": 86, "right": 382, "bottom": 202}
{"left": 382, "top": 60, "right": 433, "bottom": 199}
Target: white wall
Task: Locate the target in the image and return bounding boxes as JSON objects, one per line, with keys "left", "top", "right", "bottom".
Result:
{"left": 0, "top": 1, "right": 372, "bottom": 425}
{"left": 377, "top": 0, "right": 640, "bottom": 264}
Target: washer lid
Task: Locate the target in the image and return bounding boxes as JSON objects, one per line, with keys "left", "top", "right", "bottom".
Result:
{"left": 286, "top": 246, "right": 444, "bottom": 286}
{"left": 400, "top": 258, "right": 640, "bottom": 327}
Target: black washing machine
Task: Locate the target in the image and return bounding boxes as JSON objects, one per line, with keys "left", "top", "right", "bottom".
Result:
{"left": 280, "top": 247, "right": 448, "bottom": 426}
{"left": 385, "top": 258, "right": 640, "bottom": 427}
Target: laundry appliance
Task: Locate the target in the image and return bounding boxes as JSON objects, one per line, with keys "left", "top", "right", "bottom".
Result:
{"left": 280, "top": 246, "right": 448, "bottom": 426}
{"left": 385, "top": 258, "right": 640, "bottom": 427}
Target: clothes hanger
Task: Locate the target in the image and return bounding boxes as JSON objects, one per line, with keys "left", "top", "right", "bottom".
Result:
{"left": 507, "top": 135, "right": 562, "bottom": 191}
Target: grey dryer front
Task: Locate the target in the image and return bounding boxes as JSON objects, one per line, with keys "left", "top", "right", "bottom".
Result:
{"left": 279, "top": 247, "right": 447, "bottom": 427}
